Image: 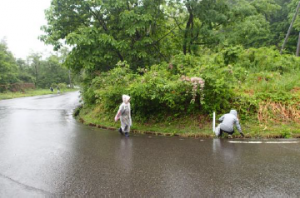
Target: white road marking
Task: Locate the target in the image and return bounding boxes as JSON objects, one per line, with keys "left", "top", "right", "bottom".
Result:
{"left": 229, "top": 141, "right": 299, "bottom": 144}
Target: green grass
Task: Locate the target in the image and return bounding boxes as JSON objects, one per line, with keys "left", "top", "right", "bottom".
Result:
{"left": 241, "top": 71, "right": 300, "bottom": 99}
{"left": 0, "top": 88, "right": 79, "bottom": 100}
{"left": 76, "top": 69, "right": 300, "bottom": 138}
{"left": 77, "top": 105, "right": 300, "bottom": 138}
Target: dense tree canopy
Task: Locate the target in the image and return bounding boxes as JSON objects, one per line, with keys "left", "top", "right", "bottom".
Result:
{"left": 0, "top": 41, "right": 18, "bottom": 86}
{"left": 41, "top": 0, "right": 300, "bottom": 74}
{"left": 41, "top": 0, "right": 170, "bottom": 73}
{"left": 39, "top": 0, "right": 300, "bottom": 119}
{"left": 0, "top": 40, "right": 72, "bottom": 92}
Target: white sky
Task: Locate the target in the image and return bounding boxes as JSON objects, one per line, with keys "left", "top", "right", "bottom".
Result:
{"left": 0, "top": 0, "right": 54, "bottom": 60}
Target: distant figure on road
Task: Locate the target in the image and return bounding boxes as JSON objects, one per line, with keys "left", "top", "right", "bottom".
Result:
{"left": 57, "top": 87, "right": 60, "bottom": 94}
{"left": 215, "top": 110, "right": 244, "bottom": 138}
{"left": 50, "top": 87, "right": 53, "bottom": 92}
{"left": 115, "top": 95, "right": 132, "bottom": 137}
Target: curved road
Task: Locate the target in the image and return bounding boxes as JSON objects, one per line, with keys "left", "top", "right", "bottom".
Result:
{"left": 0, "top": 91, "right": 300, "bottom": 197}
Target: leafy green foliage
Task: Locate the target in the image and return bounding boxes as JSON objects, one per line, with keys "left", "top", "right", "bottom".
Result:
{"left": 38, "top": 55, "right": 70, "bottom": 88}
{"left": 39, "top": 0, "right": 300, "bottom": 125}
{"left": 41, "top": 0, "right": 170, "bottom": 73}
{"left": 84, "top": 54, "right": 237, "bottom": 122}
{"left": 0, "top": 41, "right": 72, "bottom": 92}
{"left": 229, "top": 46, "right": 300, "bottom": 72}
{"left": 83, "top": 45, "right": 300, "bottom": 123}
{"left": 0, "top": 41, "right": 18, "bottom": 91}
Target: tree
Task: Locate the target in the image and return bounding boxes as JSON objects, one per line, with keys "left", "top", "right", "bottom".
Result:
{"left": 39, "top": 55, "right": 70, "bottom": 88}
{"left": 221, "top": 0, "right": 281, "bottom": 48}
{"left": 0, "top": 40, "right": 18, "bottom": 91}
{"left": 281, "top": 0, "right": 300, "bottom": 53}
{"left": 168, "top": 0, "right": 280, "bottom": 54}
{"left": 41, "top": 0, "right": 292, "bottom": 65}
{"left": 16, "top": 58, "right": 34, "bottom": 83}
{"left": 40, "top": 0, "right": 170, "bottom": 75}
{"left": 58, "top": 47, "right": 73, "bottom": 88}
{"left": 27, "top": 53, "right": 42, "bottom": 87}
{"left": 181, "top": 0, "right": 231, "bottom": 54}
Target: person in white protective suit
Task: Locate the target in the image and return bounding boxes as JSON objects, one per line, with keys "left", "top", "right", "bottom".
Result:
{"left": 115, "top": 95, "right": 132, "bottom": 137}
{"left": 215, "top": 110, "right": 244, "bottom": 138}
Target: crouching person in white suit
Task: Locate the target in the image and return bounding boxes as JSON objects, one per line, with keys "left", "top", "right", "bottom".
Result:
{"left": 215, "top": 110, "right": 244, "bottom": 138}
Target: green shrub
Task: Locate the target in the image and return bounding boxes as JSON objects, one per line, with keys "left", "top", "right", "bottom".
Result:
{"left": 57, "top": 83, "right": 67, "bottom": 90}
{"left": 80, "top": 47, "right": 300, "bottom": 123}
{"left": 234, "top": 46, "right": 300, "bottom": 73}
{"left": 86, "top": 55, "right": 237, "bottom": 121}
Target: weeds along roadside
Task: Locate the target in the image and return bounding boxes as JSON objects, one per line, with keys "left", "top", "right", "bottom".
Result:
{"left": 75, "top": 46, "right": 300, "bottom": 138}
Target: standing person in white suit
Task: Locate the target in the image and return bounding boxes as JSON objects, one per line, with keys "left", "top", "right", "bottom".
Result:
{"left": 115, "top": 95, "right": 132, "bottom": 137}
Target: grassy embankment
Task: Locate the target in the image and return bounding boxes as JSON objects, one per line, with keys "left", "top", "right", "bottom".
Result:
{"left": 75, "top": 48, "right": 300, "bottom": 139}
{"left": 77, "top": 105, "right": 300, "bottom": 139}
{"left": 76, "top": 70, "right": 300, "bottom": 139}
{"left": 0, "top": 88, "right": 78, "bottom": 100}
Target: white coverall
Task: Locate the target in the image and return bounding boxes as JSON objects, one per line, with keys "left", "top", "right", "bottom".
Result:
{"left": 215, "top": 110, "right": 243, "bottom": 137}
{"left": 115, "top": 95, "right": 132, "bottom": 133}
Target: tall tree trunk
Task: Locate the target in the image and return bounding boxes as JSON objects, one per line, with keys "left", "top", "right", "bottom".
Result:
{"left": 183, "top": 5, "right": 193, "bottom": 55}
{"left": 34, "top": 64, "right": 38, "bottom": 87}
{"left": 296, "top": 32, "right": 300, "bottom": 56}
{"left": 280, "top": 1, "right": 300, "bottom": 54}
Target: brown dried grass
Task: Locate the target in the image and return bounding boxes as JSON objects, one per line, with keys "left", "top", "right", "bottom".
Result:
{"left": 258, "top": 101, "right": 300, "bottom": 123}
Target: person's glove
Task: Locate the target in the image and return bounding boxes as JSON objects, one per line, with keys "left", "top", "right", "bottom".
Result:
{"left": 240, "top": 132, "right": 245, "bottom": 137}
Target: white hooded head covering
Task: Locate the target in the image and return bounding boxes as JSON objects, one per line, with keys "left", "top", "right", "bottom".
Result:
{"left": 122, "top": 95, "right": 130, "bottom": 104}
{"left": 229, "top": 109, "right": 237, "bottom": 117}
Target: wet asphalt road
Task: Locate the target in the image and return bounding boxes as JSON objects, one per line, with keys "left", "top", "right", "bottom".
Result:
{"left": 0, "top": 91, "right": 300, "bottom": 197}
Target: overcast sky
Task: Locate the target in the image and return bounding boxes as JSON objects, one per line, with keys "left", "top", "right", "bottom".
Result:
{"left": 0, "top": 0, "right": 53, "bottom": 59}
